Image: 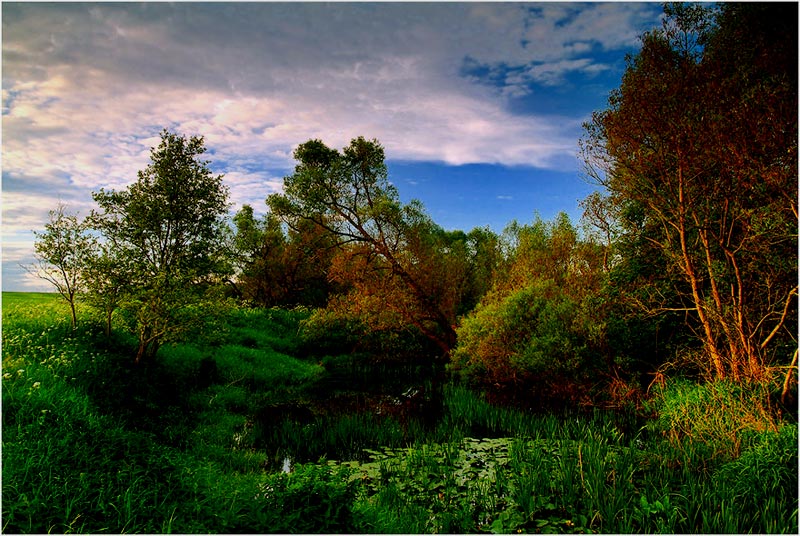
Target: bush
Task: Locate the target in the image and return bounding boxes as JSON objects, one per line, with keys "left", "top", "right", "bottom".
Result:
{"left": 299, "top": 307, "right": 433, "bottom": 360}
{"left": 713, "top": 424, "right": 798, "bottom": 519}
{"left": 299, "top": 308, "right": 365, "bottom": 356}
{"left": 452, "top": 279, "right": 590, "bottom": 385}
{"left": 646, "top": 378, "right": 784, "bottom": 459}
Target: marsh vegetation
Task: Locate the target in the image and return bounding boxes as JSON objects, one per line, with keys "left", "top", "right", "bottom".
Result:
{"left": 3, "top": 293, "right": 796, "bottom": 533}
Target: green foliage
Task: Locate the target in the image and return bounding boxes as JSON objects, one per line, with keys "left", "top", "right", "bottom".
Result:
{"left": 454, "top": 280, "right": 587, "bottom": 381}
{"left": 299, "top": 305, "right": 436, "bottom": 360}
{"left": 4, "top": 294, "right": 797, "bottom": 534}
{"left": 230, "top": 205, "right": 336, "bottom": 307}
{"left": 255, "top": 464, "right": 358, "bottom": 533}
{"left": 2, "top": 298, "right": 182, "bottom": 533}
{"left": 711, "top": 424, "right": 798, "bottom": 533}
{"left": 452, "top": 213, "right": 614, "bottom": 405}
{"left": 646, "top": 378, "right": 784, "bottom": 459}
{"left": 89, "top": 129, "right": 231, "bottom": 363}
{"left": 298, "top": 307, "right": 368, "bottom": 356}
{"left": 1, "top": 294, "right": 324, "bottom": 533}
{"left": 27, "top": 204, "right": 97, "bottom": 328}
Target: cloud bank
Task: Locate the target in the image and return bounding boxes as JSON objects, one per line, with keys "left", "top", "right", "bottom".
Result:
{"left": 2, "top": 2, "right": 661, "bottom": 290}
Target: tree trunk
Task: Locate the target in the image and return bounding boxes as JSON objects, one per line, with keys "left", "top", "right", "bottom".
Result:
{"left": 781, "top": 349, "right": 798, "bottom": 406}
{"left": 135, "top": 325, "right": 159, "bottom": 365}
{"left": 104, "top": 308, "right": 113, "bottom": 338}
{"left": 135, "top": 339, "right": 147, "bottom": 365}
{"left": 677, "top": 168, "right": 726, "bottom": 379}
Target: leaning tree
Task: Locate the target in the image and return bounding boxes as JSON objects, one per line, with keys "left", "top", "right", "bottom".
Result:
{"left": 268, "top": 137, "right": 467, "bottom": 358}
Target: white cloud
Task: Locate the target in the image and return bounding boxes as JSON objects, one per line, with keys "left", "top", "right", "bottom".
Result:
{"left": 1, "top": 2, "right": 661, "bottom": 290}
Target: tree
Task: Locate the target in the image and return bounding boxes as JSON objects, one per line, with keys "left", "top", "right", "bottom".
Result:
{"left": 28, "top": 203, "right": 96, "bottom": 329}
{"left": 82, "top": 242, "right": 131, "bottom": 337}
{"left": 582, "top": 3, "right": 797, "bottom": 381}
{"left": 452, "top": 213, "right": 607, "bottom": 404}
{"left": 90, "top": 129, "right": 230, "bottom": 363}
{"left": 268, "top": 137, "right": 464, "bottom": 358}
{"left": 230, "top": 205, "right": 336, "bottom": 307}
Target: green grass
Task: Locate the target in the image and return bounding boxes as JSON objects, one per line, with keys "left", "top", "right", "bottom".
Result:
{"left": 1, "top": 293, "right": 323, "bottom": 533}
{"left": 3, "top": 292, "right": 797, "bottom": 533}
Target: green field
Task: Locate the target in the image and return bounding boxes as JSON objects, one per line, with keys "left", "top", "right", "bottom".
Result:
{"left": 2, "top": 292, "right": 797, "bottom": 533}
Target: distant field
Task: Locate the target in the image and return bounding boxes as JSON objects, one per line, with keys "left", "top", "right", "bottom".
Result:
{"left": 2, "top": 291, "right": 61, "bottom": 306}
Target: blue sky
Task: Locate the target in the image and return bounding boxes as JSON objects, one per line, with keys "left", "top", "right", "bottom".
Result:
{"left": 2, "top": 2, "right": 664, "bottom": 291}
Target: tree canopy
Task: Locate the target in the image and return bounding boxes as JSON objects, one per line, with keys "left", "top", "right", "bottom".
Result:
{"left": 268, "top": 137, "right": 468, "bottom": 357}
{"left": 29, "top": 203, "right": 97, "bottom": 329}
{"left": 582, "top": 2, "right": 797, "bottom": 381}
{"left": 90, "top": 129, "right": 231, "bottom": 363}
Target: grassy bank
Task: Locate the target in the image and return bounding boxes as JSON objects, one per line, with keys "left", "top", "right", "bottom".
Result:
{"left": 2, "top": 293, "right": 797, "bottom": 533}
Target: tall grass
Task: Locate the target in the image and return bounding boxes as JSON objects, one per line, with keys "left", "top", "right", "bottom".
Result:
{"left": 1, "top": 293, "right": 322, "bottom": 533}
{"left": 3, "top": 293, "right": 797, "bottom": 533}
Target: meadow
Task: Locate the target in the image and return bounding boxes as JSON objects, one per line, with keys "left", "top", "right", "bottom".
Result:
{"left": 2, "top": 292, "right": 797, "bottom": 533}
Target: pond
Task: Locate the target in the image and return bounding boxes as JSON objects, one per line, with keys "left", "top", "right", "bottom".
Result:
{"left": 254, "top": 356, "right": 448, "bottom": 468}
{"left": 252, "top": 356, "right": 642, "bottom": 472}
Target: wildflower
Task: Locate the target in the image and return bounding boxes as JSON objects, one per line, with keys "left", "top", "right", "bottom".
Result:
{"left": 32, "top": 382, "right": 41, "bottom": 389}
{"left": 2, "top": 373, "right": 11, "bottom": 380}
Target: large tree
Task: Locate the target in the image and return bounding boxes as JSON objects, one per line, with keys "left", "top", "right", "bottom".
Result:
{"left": 582, "top": 3, "right": 797, "bottom": 381}
{"left": 91, "top": 129, "right": 230, "bottom": 363}
{"left": 452, "top": 213, "right": 607, "bottom": 403}
{"left": 268, "top": 137, "right": 465, "bottom": 358}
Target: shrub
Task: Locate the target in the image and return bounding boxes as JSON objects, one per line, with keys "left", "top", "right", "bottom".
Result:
{"left": 299, "top": 307, "right": 433, "bottom": 360}
{"left": 253, "top": 464, "right": 357, "bottom": 533}
{"left": 713, "top": 424, "right": 798, "bottom": 523}
{"left": 299, "top": 308, "right": 364, "bottom": 356}
{"left": 452, "top": 279, "right": 590, "bottom": 385}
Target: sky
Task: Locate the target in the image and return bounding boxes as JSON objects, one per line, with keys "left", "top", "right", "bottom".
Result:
{"left": 2, "top": 1, "right": 664, "bottom": 291}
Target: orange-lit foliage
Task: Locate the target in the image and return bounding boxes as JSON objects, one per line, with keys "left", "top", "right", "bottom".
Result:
{"left": 582, "top": 3, "right": 797, "bottom": 381}
{"left": 268, "top": 137, "right": 488, "bottom": 358}
{"left": 453, "top": 213, "right": 607, "bottom": 399}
